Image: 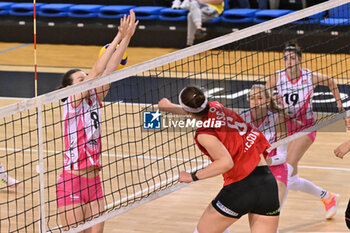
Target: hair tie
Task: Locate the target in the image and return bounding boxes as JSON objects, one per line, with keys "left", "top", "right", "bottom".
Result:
{"left": 284, "top": 46, "right": 296, "bottom": 50}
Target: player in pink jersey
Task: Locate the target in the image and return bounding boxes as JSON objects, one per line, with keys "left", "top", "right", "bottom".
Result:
{"left": 267, "top": 41, "right": 343, "bottom": 219}
{"left": 158, "top": 86, "right": 279, "bottom": 233}
{"left": 56, "top": 11, "right": 138, "bottom": 232}
{"left": 241, "top": 84, "right": 288, "bottom": 210}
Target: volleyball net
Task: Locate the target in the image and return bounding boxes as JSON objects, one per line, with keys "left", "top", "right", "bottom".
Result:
{"left": 1, "top": 1, "right": 350, "bottom": 232}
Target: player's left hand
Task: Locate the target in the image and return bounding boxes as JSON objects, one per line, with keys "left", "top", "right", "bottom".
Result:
{"left": 179, "top": 171, "right": 193, "bottom": 183}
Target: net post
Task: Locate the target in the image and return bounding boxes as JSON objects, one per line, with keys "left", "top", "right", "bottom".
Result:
{"left": 36, "top": 96, "right": 47, "bottom": 233}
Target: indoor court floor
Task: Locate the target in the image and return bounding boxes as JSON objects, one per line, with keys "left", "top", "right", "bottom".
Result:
{"left": 0, "top": 42, "right": 349, "bottom": 233}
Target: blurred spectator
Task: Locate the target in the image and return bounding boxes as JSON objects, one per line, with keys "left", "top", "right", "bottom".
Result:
{"left": 269, "top": 0, "right": 279, "bottom": 9}
{"left": 172, "top": 0, "right": 191, "bottom": 9}
{"left": 186, "top": 0, "right": 225, "bottom": 46}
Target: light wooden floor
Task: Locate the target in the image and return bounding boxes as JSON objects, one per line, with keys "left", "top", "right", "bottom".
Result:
{"left": 0, "top": 42, "right": 349, "bottom": 233}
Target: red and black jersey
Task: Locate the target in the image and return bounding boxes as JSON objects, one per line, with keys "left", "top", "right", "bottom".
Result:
{"left": 195, "top": 101, "right": 270, "bottom": 186}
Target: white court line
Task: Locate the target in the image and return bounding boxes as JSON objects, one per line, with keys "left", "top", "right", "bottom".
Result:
{"left": 1, "top": 147, "right": 349, "bottom": 171}
{"left": 298, "top": 165, "right": 350, "bottom": 172}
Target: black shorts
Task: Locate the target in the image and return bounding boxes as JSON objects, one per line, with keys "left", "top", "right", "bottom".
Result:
{"left": 346, "top": 199, "right": 350, "bottom": 230}
{"left": 212, "top": 166, "right": 280, "bottom": 218}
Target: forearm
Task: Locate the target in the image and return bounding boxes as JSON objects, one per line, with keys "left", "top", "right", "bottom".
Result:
{"left": 329, "top": 79, "right": 343, "bottom": 109}
{"left": 195, "top": 159, "right": 232, "bottom": 180}
{"left": 104, "top": 36, "right": 130, "bottom": 74}
{"left": 159, "top": 103, "right": 189, "bottom": 115}
{"left": 87, "top": 33, "right": 122, "bottom": 80}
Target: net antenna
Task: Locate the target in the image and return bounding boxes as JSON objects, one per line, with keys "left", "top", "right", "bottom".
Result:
{"left": 0, "top": 0, "right": 349, "bottom": 232}
{"left": 33, "top": 1, "right": 47, "bottom": 233}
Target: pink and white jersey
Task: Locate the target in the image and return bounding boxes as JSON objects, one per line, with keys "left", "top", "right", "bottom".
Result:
{"left": 240, "top": 110, "right": 279, "bottom": 158}
{"left": 276, "top": 68, "right": 315, "bottom": 129}
{"left": 63, "top": 88, "right": 103, "bottom": 171}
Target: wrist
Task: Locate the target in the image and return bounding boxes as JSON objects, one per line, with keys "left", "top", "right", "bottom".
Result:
{"left": 191, "top": 171, "right": 199, "bottom": 181}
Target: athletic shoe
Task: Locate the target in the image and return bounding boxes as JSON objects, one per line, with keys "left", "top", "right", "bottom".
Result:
{"left": 171, "top": 0, "right": 181, "bottom": 9}
{"left": 180, "top": 0, "right": 191, "bottom": 9}
{"left": 0, "top": 164, "right": 19, "bottom": 188}
{"left": 321, "top": 192, "right": 340, "bottom": 220}
{"left": 194, "top": 28, "right": 207, "bottom": 40}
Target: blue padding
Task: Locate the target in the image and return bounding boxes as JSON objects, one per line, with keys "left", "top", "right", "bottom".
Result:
{"left": 293, "top": 12, "right": 325, "bottom": 24}
{"left": 329, "top": 3, "right": 350, "bottom": 18}
{"left": 222, "top": 9, "right": 258, "bottom": 23}
{"left": 133, "top": 6, "right": 165, "bottom": 20}
{"left": 68, "top": 4, "right": 103, "bottom": 18}
{"left": 9, "top": 3, "right": 45, "bottom": 16}
{"left": 98, "top": 5, "right": 135, "bottom": 19}
{"left": 38, "top": 4, "right": 73, "bottom": 17}
{"left": 320, "top": 18, "right": 350, "bottom": 25}
{"left": 0, "top": 2, "right": 14, "bottom": 15}
{"left": 254, "top": 9, "right": 292, "bottom": 23}
{"left": 159, "top": 8, "right": 188, "bottom": 21}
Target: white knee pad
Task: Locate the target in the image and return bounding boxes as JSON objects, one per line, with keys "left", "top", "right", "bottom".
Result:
{"left": 287, "top": 163, "right": 294, "bottom": 177}
{"left": 288, "top": 174, "right": 300, "bottom": 191}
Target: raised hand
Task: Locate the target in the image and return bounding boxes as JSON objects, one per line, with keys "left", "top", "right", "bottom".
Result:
{"left": 125, "top": 10, "right": 139, "bottom": 38}
{"left": 118, "top": 14, "right": 129, "bottom": 39}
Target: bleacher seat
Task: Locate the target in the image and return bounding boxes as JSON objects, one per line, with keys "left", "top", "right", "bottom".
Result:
{"left": 159, "top": 8, "right": 188, "bottom": 21}
{"left": 0, "top": 2, "right": 13, "bottom": 15}
{"left": 38, "top": 4, "right": 73, "bottom": 17}
{"left": 221, "top": 9, "right": 259, "bottom": 23}
{"left": 133, "top": 6, "right": 165, "bottom": 20}
{"left": 293, "top": 12, "right": 325, "bottom": 24}
{"left": 254, "top": 9, "right": 293, "bottom": 23}
{"left": 98, "top": 5, "right": 135, "bottom": 19}
{"left": 320, "top": 3, "right": 350, "bottom": 25}
{"left": 68, "top": 4, "right": 103, "bottom": 18}
{"left": 9, "top": 3, "right": 45, "bottom": 16}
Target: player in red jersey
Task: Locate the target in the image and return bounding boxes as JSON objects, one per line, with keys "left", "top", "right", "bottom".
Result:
{"left": 158, "top": 86, "right": 279, "bottom": 233}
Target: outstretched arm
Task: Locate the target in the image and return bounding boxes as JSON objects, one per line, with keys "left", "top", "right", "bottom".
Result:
{"left": 312, "top": 72, "right": 344, "bottom": 112}
{"left": 86, "top": 17, "right": 124, "bottom": 80}
{"left": 96, "top": 10, "right": 139, "bottom": 101}
{"left": 158, "top": 98, "right": 190, "bottom": 115}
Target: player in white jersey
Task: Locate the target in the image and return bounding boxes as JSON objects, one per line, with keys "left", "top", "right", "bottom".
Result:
{"left": 241, "top": 84, "right": 288, "bottom": 210}
{"left": 56, "top": 11, "right": 138, "bottom": 232}
{"left": 266, "top": 41, "right": 343, "bottom": 219}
